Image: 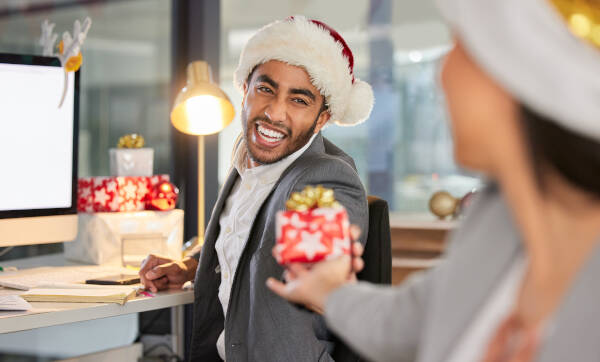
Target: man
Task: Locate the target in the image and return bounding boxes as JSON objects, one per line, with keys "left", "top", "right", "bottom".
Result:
{"left": 139, "top": 16, "right": 374, "bottom": 361}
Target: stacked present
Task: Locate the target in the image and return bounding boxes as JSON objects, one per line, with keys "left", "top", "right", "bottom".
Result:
{"left": 77, "top": 175, "right": 171, "bottom": 212}
{"left": 274, "top": 185, "right": 351, "bottom": 265}
{"left": 68, "top": 134, "right": 182, "bottom": 266}
{"left": 77, "top": 134, "right": 178, "bottom": 213}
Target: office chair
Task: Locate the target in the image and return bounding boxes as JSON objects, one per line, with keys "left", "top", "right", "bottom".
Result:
{"left": 332, "top": 195, "right": 392, "bottom": 361}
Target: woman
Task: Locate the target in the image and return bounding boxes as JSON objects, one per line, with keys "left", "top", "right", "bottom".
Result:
{"left": 267, "top": 0, "right": 600, "bottom": 361}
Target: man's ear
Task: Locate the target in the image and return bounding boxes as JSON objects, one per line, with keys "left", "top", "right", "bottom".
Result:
{"left": 314, "top": 109, "right": 331, "bottom": 134}
{"left": 242, "top": 82, "right": 249, "bottom": 108}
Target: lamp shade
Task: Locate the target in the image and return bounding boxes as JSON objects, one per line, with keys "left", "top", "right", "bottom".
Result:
{"left": 170, "top": 61, "right": 235, "bottom": 136}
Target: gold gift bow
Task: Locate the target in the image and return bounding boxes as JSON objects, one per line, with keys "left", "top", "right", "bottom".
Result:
{"left": 117, "top": 134, "right": 145, "bottom": 148}
{"left": 549, "top": 0, "right": 600, "bottom": 48}
{"left": 285, "top": 185, "right": 341, "bottom": 211}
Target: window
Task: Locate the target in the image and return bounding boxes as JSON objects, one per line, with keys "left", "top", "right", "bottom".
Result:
{"left": 218, "top": 0, "right": 480, "bottom": 214}
{"left": 0, "top": 0, "right": 173, "bottom": 178}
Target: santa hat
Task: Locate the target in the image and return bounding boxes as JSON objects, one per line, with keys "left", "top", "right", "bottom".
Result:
{"left": 234, "top": 16, "right": 374, "bottom": 127}
{"left": 437, "top": 0, "right": 600, "bottom": 141}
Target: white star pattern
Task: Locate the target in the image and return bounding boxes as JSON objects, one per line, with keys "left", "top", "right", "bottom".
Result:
{"left": 124, "top": 200, "right": 136, "bottom": 211}
{"left": 137, "top": 182, "right": 149, "bottom": 197}
{"left": 94, "top": 188, "right": 109, "bottom": 205}
{"left": 285, "top": 228, "right": 298, "bottom": 240}
{"left": 122, "top": 182, "right": 138, "bottom": 199}
{"left": 295, "top": 231, "right": 327, "bottom": 260}
{"left": 311, "top": 207, "right": 340, "bottom": 221}
{"left": 105, "top": 180, "right": 116, "bottom": 193}
{"left": 289, "top": 213, "right": 308, "bottom": 229}
{"left": 109, "top": 195, "right": 121, "bottom": 211}
{"left": 80, "top": 186, "right": 91, "bottom": 199}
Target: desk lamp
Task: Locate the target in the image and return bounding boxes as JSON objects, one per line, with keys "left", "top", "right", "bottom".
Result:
{"left": 171, "top": 61, "right": 235, "bottom": 248}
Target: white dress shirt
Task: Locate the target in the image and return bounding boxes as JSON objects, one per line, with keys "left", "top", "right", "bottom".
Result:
{"left": 215, "top": 134, "right": 317, "bottom": 360}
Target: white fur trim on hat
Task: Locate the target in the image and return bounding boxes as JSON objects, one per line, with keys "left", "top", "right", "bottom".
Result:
{"left": 234, "top": 16, "right": 374, "bottom": 126}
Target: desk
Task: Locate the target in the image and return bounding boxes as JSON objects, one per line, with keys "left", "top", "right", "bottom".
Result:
{"left": 0, "top": 253, "right": 194, "bottom": 359}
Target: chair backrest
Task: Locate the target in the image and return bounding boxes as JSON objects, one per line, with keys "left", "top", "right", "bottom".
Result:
{"left": 332, "top": 195, "right": 392, "bottom": 361}
{"left": 357, "top": 196, "right": 392, "bottom": 284}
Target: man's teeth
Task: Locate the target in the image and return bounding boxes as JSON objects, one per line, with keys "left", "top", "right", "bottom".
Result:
{"left": 258, "top": 125, "right": 284, "bottom": 140}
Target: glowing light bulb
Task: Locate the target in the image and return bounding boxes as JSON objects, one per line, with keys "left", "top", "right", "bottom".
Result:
{"left": 184, "top": 95, "right": 226, "bottom": 135}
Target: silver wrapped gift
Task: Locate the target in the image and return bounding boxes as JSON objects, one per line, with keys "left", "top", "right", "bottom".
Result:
{"left": 109, "top": 147, "right": 154, "bottom": 177}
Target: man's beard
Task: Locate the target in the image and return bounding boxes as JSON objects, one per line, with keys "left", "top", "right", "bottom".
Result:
{"left": 243, "top": 114, "right": 318, "bottom": 165}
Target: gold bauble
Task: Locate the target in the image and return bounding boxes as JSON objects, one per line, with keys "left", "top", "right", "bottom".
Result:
{"left": 429, "top": 191, "right": 458, "bottom": 219}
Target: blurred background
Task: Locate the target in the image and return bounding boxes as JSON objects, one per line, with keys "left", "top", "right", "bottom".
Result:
{"left": 0, "top": 0, "right": 480, "bottom": 218}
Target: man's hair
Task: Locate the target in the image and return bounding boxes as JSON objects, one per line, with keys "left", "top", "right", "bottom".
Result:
{"left": 522, "top": 105, "right": 600, "bottom": 198}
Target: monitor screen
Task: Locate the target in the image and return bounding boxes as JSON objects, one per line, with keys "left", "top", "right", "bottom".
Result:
{"left": 0, "top": 54, "right": 78, "bottom": 245}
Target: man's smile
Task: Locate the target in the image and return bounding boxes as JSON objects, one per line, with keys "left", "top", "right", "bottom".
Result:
{"left": 253, "top": 121, "right": 289, "bottom": 148}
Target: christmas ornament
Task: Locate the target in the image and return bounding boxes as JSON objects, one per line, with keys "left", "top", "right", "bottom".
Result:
{"left": 39, "top": 17, "right": 92, "bottom": 107}
{"left": 117, "top": 133, "right": 145, "bottom": 149}
{"left": 146, "top": 181, "right": 179, "bottom": 211}
{"left": 429, "top": 190, "right": 459, "bottom": 219}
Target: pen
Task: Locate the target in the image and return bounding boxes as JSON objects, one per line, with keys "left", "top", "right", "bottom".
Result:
{"left": 0, "top": 266, "right": 18, "bottom": 272}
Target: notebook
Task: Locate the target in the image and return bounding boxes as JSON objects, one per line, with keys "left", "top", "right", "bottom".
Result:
{"left": 21, "top": 286, "right": 138, "bottom": 305}
{"left": 0, "top": 265, "right": 135, "bottom": 291}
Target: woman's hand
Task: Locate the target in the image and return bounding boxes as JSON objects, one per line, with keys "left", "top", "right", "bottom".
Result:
{"left": 266, "top": 226, "right": 364, "bottom": 313}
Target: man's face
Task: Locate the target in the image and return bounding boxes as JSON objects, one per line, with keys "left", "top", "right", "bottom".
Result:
{"left": 241, "top": 60, "right": 330, "bottom": 165}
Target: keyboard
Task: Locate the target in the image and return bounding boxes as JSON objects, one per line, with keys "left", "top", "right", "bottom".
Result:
{"left": 0, "top": 265, "right": 135, "bottom": 290}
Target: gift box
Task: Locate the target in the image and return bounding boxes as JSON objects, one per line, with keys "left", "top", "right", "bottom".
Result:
{"left": 78, "top": 175, "right": 169, "bottom": 212}
{"left": 109, "top": 147, "right": 154, "bottom": 177}
{"left": 274, "top": 206, "right": 351, "bottom": 265}
{"left": 64, "top": 209, "right": 184, "bottom": 266}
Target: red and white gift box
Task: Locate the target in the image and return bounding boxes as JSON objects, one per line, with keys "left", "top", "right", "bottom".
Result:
{"left": 77, "top": 175, "right": 169, "bottom": 212}
{"left": 274, "top": 207, "right": 351, "bottom": 265}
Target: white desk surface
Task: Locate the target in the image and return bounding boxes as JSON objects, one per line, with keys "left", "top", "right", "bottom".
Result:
{"left": 0, "top": 253, "right": 194, "bottom": 334}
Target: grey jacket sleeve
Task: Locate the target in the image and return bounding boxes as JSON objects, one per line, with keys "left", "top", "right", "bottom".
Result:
{"left": 324, "top": 269, "right": 436, "bottom": 362}
{"left": 290, "top": 156, "right": 369, "bottom": 247}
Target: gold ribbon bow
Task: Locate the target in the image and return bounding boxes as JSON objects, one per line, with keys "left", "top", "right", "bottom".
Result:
{"left": 549, "top": 0, "right": 600, "bottom": 49}
{"left": 285, "top": 185, "right": 340, "bottom": 211}
{"left": 117, "top": 133, "right": 145, "bottom": 148}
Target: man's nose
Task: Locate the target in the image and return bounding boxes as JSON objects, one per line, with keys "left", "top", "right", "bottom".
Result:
{"left": 264, "top": 96, "right": 287, "bottom": 123}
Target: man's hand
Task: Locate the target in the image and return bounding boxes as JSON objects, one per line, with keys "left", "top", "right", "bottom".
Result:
{"left": 139, "top": 254, "right": 198, "bottom": 293}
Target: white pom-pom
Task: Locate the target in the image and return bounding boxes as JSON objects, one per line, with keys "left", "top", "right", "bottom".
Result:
{"left": 335, "top": 79, "right": 374, "bottom": 126}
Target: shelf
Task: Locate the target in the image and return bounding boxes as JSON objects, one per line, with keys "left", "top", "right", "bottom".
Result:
{"left": 389, "top": 212, "right": 458, "bottom": 231}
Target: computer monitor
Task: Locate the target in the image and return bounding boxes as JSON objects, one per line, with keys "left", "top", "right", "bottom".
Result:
{"left": 0, "top": 53, "right": 79, "bottom": 246}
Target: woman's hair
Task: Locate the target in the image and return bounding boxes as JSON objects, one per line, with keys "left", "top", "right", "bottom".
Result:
{"left": 521, "top": 105, "right": 600, "bottom": 198}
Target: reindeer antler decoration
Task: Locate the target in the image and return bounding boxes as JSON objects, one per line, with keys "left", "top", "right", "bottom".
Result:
{"left": 39, "top": 17, "right": 92, "bottom": 107}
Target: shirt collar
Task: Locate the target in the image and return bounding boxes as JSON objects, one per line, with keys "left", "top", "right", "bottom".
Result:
{"left": 233, "top": 133, "right": 317, "bottom": 185}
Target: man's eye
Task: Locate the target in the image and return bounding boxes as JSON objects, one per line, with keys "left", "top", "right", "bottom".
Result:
{"left": 292, "top": 98, "right": 308, "bottom": 106}
{"left": 257, "top": 85, "right": 273, "bottom": 93}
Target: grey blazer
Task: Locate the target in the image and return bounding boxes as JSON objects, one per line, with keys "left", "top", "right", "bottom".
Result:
{"left": 189, "top": 133, "right": 369, "bottom": 361}
{"left": 325, "top": 184, "right": 600, "bottom": 362}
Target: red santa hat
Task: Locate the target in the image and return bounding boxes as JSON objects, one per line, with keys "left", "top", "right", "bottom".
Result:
{"left": 234, "top": 16, "right": 374, "bottom": 127}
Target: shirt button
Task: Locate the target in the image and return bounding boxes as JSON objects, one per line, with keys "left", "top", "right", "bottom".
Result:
{"left": 244, "top": 184, "right": 251, "bottom": 190}
{"left": 223, "top": 272, "right": 229, "bottom": 279}
{"left": 225, "top": 226, "right": 232, "bottom": 234}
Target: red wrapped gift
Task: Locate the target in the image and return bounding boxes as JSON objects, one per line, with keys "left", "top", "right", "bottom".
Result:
{"left": 274, "top": 186, "right": 351, "bottom": 265}
{"left": 77, "top": 175, "right": 169, "bottom": 212}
